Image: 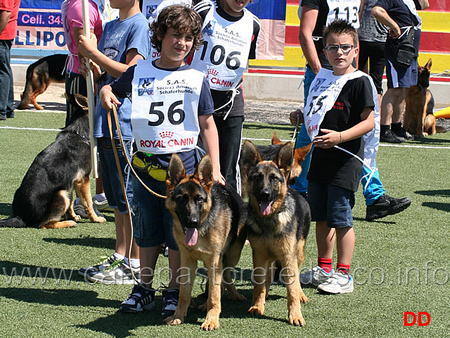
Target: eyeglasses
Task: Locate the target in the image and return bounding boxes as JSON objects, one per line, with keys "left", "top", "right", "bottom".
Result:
{"left": 325, "top": 44, "right": 354, "bottom": 53}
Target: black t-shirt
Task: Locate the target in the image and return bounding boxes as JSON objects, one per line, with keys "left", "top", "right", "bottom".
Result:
{"left": 301, "top": 0, "right": 333, "bottom": 69}
{"left": 307, "top": 76, "right": 375, "bottom": 192}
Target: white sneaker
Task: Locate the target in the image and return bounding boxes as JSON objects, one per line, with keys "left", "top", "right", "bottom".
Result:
{"left": 300, "top": 266, "right": 333, "bottom": 286}
{"left": 93, "top": 196, "right": 113, "bottom": 212}
{"left": 317, "top": 271, "right": 354, "bottom": 294}
{"left": 87, "top": 260, "right": 140, "bottom": 285}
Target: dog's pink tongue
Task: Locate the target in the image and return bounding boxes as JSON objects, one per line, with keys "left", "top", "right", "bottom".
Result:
{"left": 260, "top": 201, "right": 272, "bottom": 216}
{"left": 185, "top": 228, "right": 198, "bottom": 247}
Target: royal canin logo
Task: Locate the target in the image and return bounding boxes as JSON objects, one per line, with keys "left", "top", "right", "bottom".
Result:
{"left": 159, "top": 131, "right": 174, "bottom": 138}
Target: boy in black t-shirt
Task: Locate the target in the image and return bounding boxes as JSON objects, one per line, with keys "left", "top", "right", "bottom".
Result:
{"left": 300, "top": 20, "right": 376, "bottom": 294}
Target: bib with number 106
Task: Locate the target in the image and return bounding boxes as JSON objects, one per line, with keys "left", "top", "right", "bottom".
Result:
{"left": 190, "top": 5, "right": 253, "bottom": 91}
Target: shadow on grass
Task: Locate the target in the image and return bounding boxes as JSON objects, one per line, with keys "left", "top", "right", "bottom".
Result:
{"left": 43, "top": 237, "right": 116, "bottom": 250}
{"left": 0, "top": 202, "right": 114, "bottom": 225}
{"left": 0, "top": 260, "right": 97, "bottom": 283}
{"left": 0, "top": 203, "right": 13, "bottom": 218}
{"left": 353, "top": 216, "right": 396, "bottom": 224}
{"left": 415, "top": 189, "right": 450, "bottom": 197}
{"left": 408, "top": 136, "right": 450, "bottom": 145}
{"left": 422, "top": 201, "right": 450, "bottom": 212}
{"left": 15, "top": 101, "right": 66, "bottom": 112}
{"left": 0, "top": 287, "right": 118, "bottom": 308}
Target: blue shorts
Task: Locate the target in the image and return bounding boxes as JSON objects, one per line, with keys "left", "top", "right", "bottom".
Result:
{"left": 97, "top": 137, "right": 133, "bottom": 214}
{"left": 307, "top": 181, "right": 355, "bottom": 228}
{"left": 385, "top": 57, "right": 418, "bottom": 89}
{"left": 131, "top": 173, "right": 178, "bottom": 250}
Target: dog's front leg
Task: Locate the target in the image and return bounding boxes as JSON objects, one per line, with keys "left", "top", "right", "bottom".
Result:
{"left": 280, "top": 256, "right": 305, "bottom": 327}
{"left": 201, "top": 256, "right": 223, "bottom": 330}
{"left": 248, "top": 246, "right": 269, "bottom": 316}
{"left": 74, "top": 178, "right": 106, "bottom": 223}
{"left": 165, "top": 252, "right": 196, "bottom": 326}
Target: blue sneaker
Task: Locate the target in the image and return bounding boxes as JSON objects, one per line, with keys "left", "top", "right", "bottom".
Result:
{"left": 161, "top": 288, "right": 179, "bottom": 319}
{"left": 120, "top": 284, "right": 155, "bottom": 313}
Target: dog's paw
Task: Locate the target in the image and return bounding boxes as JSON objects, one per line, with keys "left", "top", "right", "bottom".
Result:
{"left": 299, "top": 292, "right": 309, "bottom": 304}
{"left": 164, "top": 316, "right": 183, "bottom": 326}
{"left": 68, "top": 221, "right": 77, "bottom": 228}
{"left": 289, "top": 312, "right": 306, "bottom": 327}
{"left": 200, "top": 318, "right": 220, "bottom": 331}
{"left": 93, "top": 216, "right": 107, "bottom": 223}
{"left": 248, "top": 305, "right": 264, "bottom": 316}
{"left": 73, "top": 215, "right": 81, "bottom": 221}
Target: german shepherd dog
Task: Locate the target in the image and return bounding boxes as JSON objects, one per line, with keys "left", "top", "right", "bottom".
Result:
{"left": 0, "top": 94, "right": 105, "bottom": 229}
{"left": 165, "top": 154, "right": 247, "bottom": 330}
{"left": 240, "top": 132, "right": 312, "bottom": 199}
{"left": 404, "top": 58, "right": 445, "bottom": 137}
{"left": 17, "top": 54, "right": 67, "bottom": 110}
{"left": 241, "top": 140, "right": 310, "bottom": 326}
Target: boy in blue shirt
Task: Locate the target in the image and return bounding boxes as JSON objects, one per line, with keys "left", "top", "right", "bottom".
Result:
{"left": 100, "top": 4, "right": 222, "bottom": 319}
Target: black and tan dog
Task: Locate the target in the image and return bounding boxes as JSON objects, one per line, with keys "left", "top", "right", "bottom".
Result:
{"left": 17, "top": 54, "right": 67, "bottom": 110}
{"left": 0, "top": 94, "right": 105, "bottom": 229}
{"left": 241, "top": 140, "right": 310, "bottom": 326}
{"left": 165, "top": 154, "right": 247, "bottom": 330}
{"left": 404, "top": 58, "right": 445, "bottom": 137}
{"left": 240, "top": 132, "right": 312, "bottom": 199}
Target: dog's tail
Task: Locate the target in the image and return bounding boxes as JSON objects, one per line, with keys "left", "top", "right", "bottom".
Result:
{"left": 0, "top": 216, "right": 27, "bottom": 228}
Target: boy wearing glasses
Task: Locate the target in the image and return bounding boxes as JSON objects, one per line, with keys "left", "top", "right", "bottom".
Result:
{"left": 302, "top": 19, "right": 376, "bottom": 294}
{"left": 292, "top": 0, "right": 411, "bottom": 224}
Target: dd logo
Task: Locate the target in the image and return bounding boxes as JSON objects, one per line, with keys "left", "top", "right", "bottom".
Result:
{"left": 403, "top": 312, "right": 431, "bottom": 326}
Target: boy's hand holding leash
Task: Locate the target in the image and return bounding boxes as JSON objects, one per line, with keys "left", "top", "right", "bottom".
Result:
{"left": 100, "top": 84, "right": 121, "bottom": 110}
{"left": 314, "top": 129, "right": 343, "bottom": 149}
{"left": 289, "top": 109, "right": 304, "bottom": 126}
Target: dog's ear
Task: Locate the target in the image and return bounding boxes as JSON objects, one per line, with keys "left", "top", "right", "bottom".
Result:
{"left": 289, "top": 143, "right": 313, "bottom": 183}
{"left": 271, "top": 132, "right": 283, "bottom": 145}
{"left": 166, "top": 154, "right": 186, "bottom": 192}
{"left": 240, "top": 140, "right": 262, "bottom": 168}
{"left": 425, "top": 58, "right": 432, "bottom": 71}
{"left": 195, "top": 154, "right": 214, "bottom": 192}
{"left": 274, "top": 142, "right": 294, "bottom": 178}
{"left": 74, "top": 94, "right": 89, "bottom": 110}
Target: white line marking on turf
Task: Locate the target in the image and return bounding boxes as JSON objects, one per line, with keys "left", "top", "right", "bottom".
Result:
{"left": 0, "top": 126, "right": 61, "bottom": 132}
{"left": 2, "top": 128, "right": 449, "bottom": 150}
{"left": 245, "top": 137, "right": 450, "bottom": 150}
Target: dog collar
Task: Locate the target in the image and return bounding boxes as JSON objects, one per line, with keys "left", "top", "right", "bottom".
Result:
{"left": 61, "top": 129, "right": 90, "bottom": 144}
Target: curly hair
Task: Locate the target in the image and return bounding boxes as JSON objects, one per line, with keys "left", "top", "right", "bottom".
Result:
{"left": 150, "top": 4, "right": 203, "bottom": 53}
{"left": 322, "top": 19, "right": 359, "bottom": 47}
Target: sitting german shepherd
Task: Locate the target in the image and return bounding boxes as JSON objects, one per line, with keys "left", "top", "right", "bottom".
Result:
{"left": 17, "top": 54, "right": 67, "bottom": 110}
{"left": 0, "top": 94, "right": 105, "bottom": 229}
{"left": 241, "top": 140, "right": 310, "bottom": 326}
{"left": 165, "top": 154, "right": 247, "bottom": 330}
{"left": 404, "top": 58, "right": 445, "bottom": 137}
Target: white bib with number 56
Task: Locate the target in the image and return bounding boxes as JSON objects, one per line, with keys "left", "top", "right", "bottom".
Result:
{"left": 131, "top": 59, "right": 203, "bottom": 155}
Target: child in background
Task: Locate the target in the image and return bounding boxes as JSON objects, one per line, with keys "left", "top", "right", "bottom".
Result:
{"left": 190, "top": 0, "right": 260, "bottom": 192}
{"left": 76, "top": 0, "right": 150, "bottom": 284}
{"left": 300, "top": 20, "right": 376, "bottom": 294}
{"left": 100, "top": 4, "right": 222, "bottom": 319}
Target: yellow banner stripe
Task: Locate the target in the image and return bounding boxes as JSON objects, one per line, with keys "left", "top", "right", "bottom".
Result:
{"left": 419, "top": 12, "right": 450, "bottom": 33}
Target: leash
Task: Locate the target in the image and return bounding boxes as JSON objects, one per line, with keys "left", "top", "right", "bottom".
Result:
{"left": 106, "top": 106, "right": 168, "bottom": 287}
{"left": 108, "top": 105, "right": 167, "bottom": 200}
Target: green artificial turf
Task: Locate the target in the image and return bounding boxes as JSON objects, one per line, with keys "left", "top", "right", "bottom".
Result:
{"left": 0, "top": 109, "right": 449, "bottom": 337}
